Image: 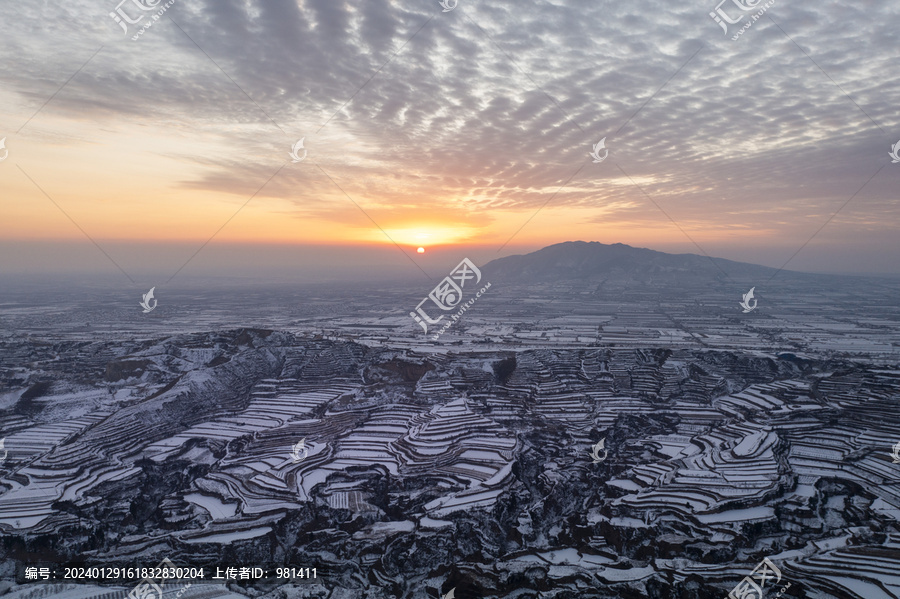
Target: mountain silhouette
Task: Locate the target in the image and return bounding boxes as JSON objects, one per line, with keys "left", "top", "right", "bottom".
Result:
{"left": 481, "top": 241, "right": 786, "bottom": 284}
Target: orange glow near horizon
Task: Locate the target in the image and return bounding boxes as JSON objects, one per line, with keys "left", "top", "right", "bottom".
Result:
{"left": 1, "top": 183, "right": 783, "bottom": 248}
{"left": 0, "top": 128, "right": 853, "bottom": 252}
{"left": 365, "top": 226, "right": 479, "bottom": 247}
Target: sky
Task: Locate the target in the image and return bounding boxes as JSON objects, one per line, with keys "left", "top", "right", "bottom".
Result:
{"left": 0, "top": 0, "right": 898, "bottom": 283}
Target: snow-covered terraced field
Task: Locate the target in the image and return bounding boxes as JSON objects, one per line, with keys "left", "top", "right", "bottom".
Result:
{"left": 2, "top": 331, "right": 899, "bottom": 598}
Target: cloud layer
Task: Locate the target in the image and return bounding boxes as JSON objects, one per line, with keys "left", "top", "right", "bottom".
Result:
{"left": 0, "top": 0, "right": 897, "bottom": 273}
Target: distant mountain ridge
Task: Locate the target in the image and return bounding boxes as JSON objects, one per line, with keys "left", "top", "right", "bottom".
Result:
{"left": 482, "top": 241, "right": 784, "bottom": 283}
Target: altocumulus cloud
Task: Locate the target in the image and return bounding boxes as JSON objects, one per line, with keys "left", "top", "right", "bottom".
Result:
{"left": 1, "top": 0, "right": 897, "bottom": 252}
